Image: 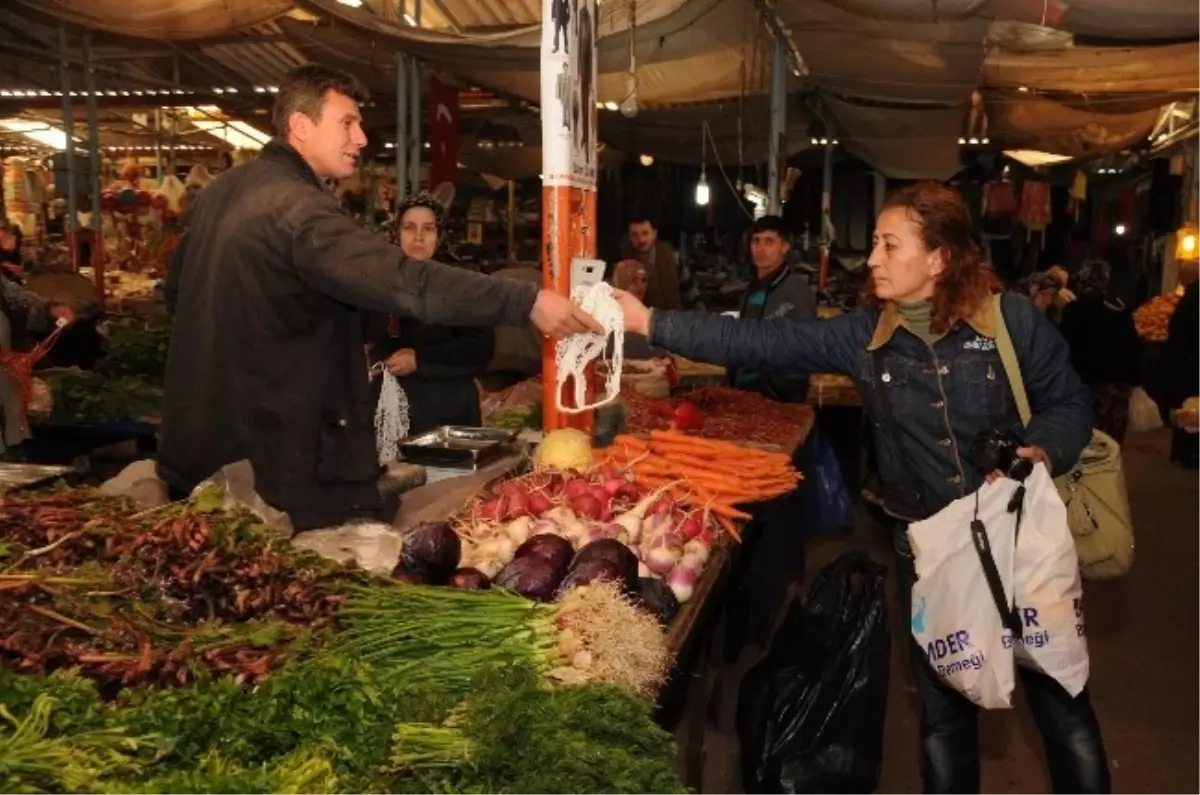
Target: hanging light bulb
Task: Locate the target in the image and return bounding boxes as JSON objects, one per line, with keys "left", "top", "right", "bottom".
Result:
{"left": 695, "top": 168, "right": 710, "bottom": 206}
{"left": 639, "top": 154, "right": 654, "bottom": 166}
{"left": 620, "top": 73, "right": 638, "bottom": 119}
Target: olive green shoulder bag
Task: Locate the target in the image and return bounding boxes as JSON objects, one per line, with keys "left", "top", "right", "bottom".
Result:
{"left": 992, "top": 294, "right": 1135, "bottom": 579}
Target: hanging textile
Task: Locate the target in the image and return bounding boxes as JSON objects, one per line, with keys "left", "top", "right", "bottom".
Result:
{"left": 1018, "top": 179, "right": 1052, "bottom": 248}
{"left": 1018, "top": 180, "right": 1052, "bottom": 229}
{"left": 1068, "top": 169, "right": 1087, "bottom": 221}
{"left": 982, "top": 178, "right": 1019, "bottom": 237}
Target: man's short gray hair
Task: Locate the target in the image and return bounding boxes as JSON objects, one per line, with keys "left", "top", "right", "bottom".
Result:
{"left": 271, "top": 65, "right": 369, "bottom": 139}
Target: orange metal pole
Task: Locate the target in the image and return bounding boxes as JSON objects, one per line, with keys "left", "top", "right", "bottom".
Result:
{"left": 539, "top": 0, "right": 598, "bottom": 434}
{"left": 541, "top": 186, "right": 597, "bottom": 433}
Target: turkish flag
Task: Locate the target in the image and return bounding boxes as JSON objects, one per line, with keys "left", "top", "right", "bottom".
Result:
{"left": 427, "top": 77, "right": 459, "bottom": 192}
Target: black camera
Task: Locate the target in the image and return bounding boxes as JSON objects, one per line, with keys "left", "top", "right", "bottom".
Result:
{"left": 971, "top": 429, "right": 1034, "bottom": 482}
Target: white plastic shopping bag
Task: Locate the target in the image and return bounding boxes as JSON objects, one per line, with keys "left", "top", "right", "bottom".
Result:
{"left": 1009, "top": 465, "right": 1090, "bottom": 696}
{"left": 908, "top": 477, "right": 1020, "bottom": 710}
{"left": 1128, "top": 387, "right": 1164, "bottom": 433}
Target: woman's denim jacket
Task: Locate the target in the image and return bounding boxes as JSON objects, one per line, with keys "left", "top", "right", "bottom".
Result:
{"left": 650, "top": 292, "right": 1093, "bottom": 521}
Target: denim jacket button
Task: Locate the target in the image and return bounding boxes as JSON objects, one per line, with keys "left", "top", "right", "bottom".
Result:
{"left": 938, "top": 437, "right": 952, "bottom": 447}
{"left": 938, "top": 365, "right": 950, "bottom": 376}
{"left": 932, "top": 399, "right": 945, "bottom": 409}
{"left": 948, "top": 474, "right": 962, "bottom": 484}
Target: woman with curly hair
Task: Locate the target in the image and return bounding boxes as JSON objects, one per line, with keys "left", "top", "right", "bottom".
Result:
{"left": 614, "top": 181, "right": 1108, "bottom": 793}
{"left": 366, "top": 194, "right": 494, "bottom": 436}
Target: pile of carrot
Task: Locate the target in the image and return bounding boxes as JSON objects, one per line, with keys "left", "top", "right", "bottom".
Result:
{"left": 594, "top": 431, "right": 803, "bottom": 542}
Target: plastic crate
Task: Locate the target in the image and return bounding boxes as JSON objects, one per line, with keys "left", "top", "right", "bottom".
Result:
{"left": 1170, "top": 427, "right": 1198, "bottom": 469}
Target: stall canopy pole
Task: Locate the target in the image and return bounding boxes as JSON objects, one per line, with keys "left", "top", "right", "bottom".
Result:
{"left": 818, "top": 135, "right": 834, "bottom": 292}
{"left": 408, "top": 70, "right": 421, "bottom": 193}
{"left": 540, "top": 0, "right": 598, "bottom": 433}
{"left": 507, "top": 180, "right": 516, "bottom": 263}
{"left": 395, "top": 52, "right": 408, "bottom": 202}
{"left": 82, "top": 32, "right": 104, "bottom": 303}
{"left": 767, "top": 35, "right": 786, "bottom": 215}
{"left": 170, "top": 56, "right": 179, "bottom": 174}
{"left": 57, "top": 25, "right": 78, "bottom": 271}
{"left": 155, "top": 109, "right": 163, "bottom": 183}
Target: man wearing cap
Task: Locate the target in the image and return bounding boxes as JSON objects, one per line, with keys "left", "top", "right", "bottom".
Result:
{"left": 727, "top": 215, "right": 816, "bottom": 403}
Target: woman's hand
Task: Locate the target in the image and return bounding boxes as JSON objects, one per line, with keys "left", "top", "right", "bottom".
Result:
{"left": 386, "top": 348, "right": 417, "bottom": 376}
{"left": 985, "top": 445, "right": 1050, "bottom": 483}
{"left": 613, "top": 288, "right": 652, "bottom": 337}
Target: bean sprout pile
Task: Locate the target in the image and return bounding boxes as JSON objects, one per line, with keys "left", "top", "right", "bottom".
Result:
{"left": 555, "top": 282, "right": 624, "bottom": 413}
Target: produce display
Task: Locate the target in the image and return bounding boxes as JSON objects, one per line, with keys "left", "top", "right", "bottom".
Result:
{"left": 0, "top": 486, "right": 356, "bottom": 688}
{"left": 623, "top": 386, "right": 814, "bottom": 447}
{"left": 450, "top": 459, "right": 724, "bottom": 609}
{"left": 39, "top": 319, "right": 169, "bottom": 423}
{"left": 482, "top": 378, "right": 543, "bottom": 430}
{"left": 597, "top": 431, "right": 802, "bottom": 540}
{"left": 1134, "top": 292, "right": 1182, "bottom": 341}
{"left": 0, "top": 485, "right": 686, "bottom": 793}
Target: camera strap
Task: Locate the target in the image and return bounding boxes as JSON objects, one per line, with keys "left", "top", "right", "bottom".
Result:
{"left": 970, "top": 487, "right": 1025, "bottom": 639}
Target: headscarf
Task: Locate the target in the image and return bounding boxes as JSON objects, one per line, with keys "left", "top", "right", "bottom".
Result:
{"left": 394, "top": 192, "right": 445, "bottom": 235}
{"left": 612, "top": 259, "right": 648, "bottom": 299}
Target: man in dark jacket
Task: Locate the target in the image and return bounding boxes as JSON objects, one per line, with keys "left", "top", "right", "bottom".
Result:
{"left": 729, "top": 215, "right": 817, "bottom": 403}
{"left": 625, "top": 216, "right": 704, "bottom": 311}
{"left": 160, "top": 65, "right": 597, "bottom": 531}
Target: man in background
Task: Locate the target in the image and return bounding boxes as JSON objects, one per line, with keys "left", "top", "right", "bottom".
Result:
{"left": 626, "top": 216, "right": 704, "bottom": 311}
{"left": 727, "top": 215, "right": 816, "bottom": 403}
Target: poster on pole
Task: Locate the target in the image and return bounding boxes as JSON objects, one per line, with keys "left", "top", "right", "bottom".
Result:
{"left": 541, "top": 0, "right": 597, "bottom": 190}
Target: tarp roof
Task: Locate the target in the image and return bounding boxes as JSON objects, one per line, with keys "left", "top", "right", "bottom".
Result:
{"left": 3, "top": 0, "right": 1197, "bottom": 177}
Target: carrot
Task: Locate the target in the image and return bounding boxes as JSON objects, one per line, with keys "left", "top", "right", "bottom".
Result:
{"left": 613, "top": 434, "right": 649, "bottom": 451}
{"left": 715, "top": 513, "right": 742, "bottom": 542}
{"left": 710, "top": 502, "right": 752, "bottom": 521}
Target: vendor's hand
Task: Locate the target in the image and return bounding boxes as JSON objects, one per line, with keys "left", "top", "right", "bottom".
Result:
{"left": 530, "top": 289, "right": 603, "bottom": 337}
{"left": 386, "top": 348, "right": 417, "bottom": 376}
{"left": 612, "top": 288, "right": 652, "bottom": 337}
{"left": 985, "top": 446, "right": 1050, "bottom": 484}
{"left": 49, "top": 304, "right": 75, "bottom": 324}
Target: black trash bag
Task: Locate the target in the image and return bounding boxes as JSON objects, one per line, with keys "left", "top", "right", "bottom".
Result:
{"left": 737, "top": 551, "right": 890, "bottom": 794}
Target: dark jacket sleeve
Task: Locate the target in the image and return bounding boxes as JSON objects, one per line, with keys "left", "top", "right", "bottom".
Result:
{"left": 760, "top": 275, "right": 819, "bottom": 402}
{"left": 1168, "top": 283, "right": 1199, "bottom": 407}
{"left": 0, "top": 278, "right": 51, "bottom": 333}
{"left": 165, "top": 229, "right": 188, "bottom": 316}
{"left": 650, "top": 307, "right": 865, "bottom": 377}
{"left": 286, "top": 194, "right": 537, "bottom": 327}
{"left": 1006, "top": 294, "right": 1094, "bottom": 475}
{"left": 415, "top": 326, "right": 496, "bottom": 380}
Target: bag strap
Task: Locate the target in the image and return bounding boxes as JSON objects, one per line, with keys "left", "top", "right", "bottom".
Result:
{"left": 991, "top": 294, "right": 1032, "bottom": 427}
{"left": 970, "top": 489, "right": 1025, "bottom": 639}
{"left": 872, "top": 348, "right": 929, "bottom": 515}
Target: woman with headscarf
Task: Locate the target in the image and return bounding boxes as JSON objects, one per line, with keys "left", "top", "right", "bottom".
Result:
{"left": 1058, "top": 259, "right": 1139, "bottom": 443}
{"left": 367, "top": 194, "right": 495, "bottom": 436}
{"left": 612, "top": 259, "right": 667, "bottom": 360}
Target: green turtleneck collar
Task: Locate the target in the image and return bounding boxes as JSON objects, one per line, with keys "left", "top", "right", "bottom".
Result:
{"left": 897, "top": 300, "right": 937, "bottom": 346}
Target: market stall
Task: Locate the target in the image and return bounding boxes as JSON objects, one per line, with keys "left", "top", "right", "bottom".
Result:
{"left": 0, "top": 370, "right": 816, "bottom": 792}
